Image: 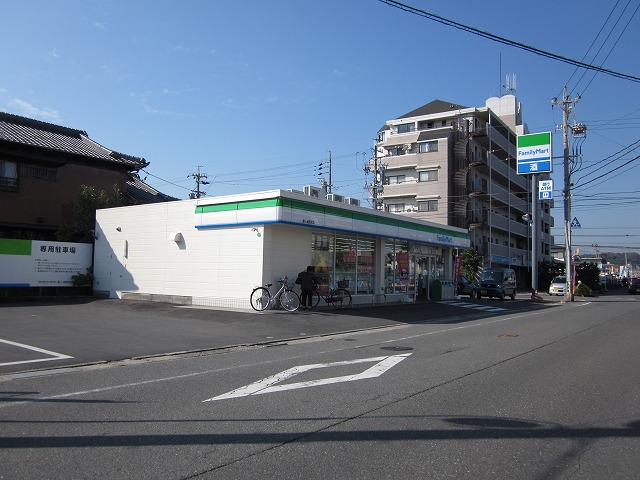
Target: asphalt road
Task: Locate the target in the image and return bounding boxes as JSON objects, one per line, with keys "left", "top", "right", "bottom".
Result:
{"left": 1, "top": 291, "right": 639, "bottom": 479}
{"left": 1, "top": 293, "right": 550, "bottom": 376}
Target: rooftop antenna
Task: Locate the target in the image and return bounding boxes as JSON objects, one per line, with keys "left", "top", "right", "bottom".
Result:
{"left": 504, "top": 74, "right": 517, "bottom": 95}
{"left": 499, "top": 52, "right": 502, "bottom": 97}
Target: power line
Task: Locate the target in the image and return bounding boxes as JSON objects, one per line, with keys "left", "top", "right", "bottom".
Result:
{"left": 378, "top": 0, "right": 640, "bottom": 83}
{"left": 573, "top": 153, "right": 640, "bottom": 190}
{"left": 572, "top": 1, "right": 640, "bottom": 96}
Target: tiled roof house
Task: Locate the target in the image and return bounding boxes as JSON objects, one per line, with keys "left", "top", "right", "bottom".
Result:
{"left": 0, "top": 112, "right": 175, "bottom": 239}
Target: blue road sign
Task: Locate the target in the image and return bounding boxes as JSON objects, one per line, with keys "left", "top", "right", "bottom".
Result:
{"left": 570, "top": 217, "right": 581, "bottom": 228}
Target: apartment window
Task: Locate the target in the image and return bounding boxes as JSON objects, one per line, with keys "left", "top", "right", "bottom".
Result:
{"left": 388, "top": 147, "right": 404, "bottom": 156}
{"left": 387, "top": 203, "right": 405, "bottom": 213}
{"left": 387, "top": 175, "right": 405, "bottom": 185}
{"left": 397, "top": 123, "right": 415, "bottom": 133}
{"left": 419, "top": 140, "right": 438, "bottom": 153}
{"left": 378, "top": 131, "right": 385, "bottom": 143}
{"left": 419, "top": 170, "right": 438, "bottom": 182}
{"left": 418, "top": 200, "right": 438, "bottom": 212}
{"left": 0, "top": 160, "right": 18, "bottom": 189}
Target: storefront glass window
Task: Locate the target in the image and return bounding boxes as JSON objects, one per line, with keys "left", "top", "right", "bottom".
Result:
{"left": 311, "top": 233, "right": 334, "bottom": 294}
{"left": 335, "top": 235, "right": 356, "bottom": 291}
{"left": 384, "top": 241, "right": 396, "bottom": 293}
{"left": 312, "top": 232, "right": 376, "bottom": 295}
{"left": 396, "top": 242, "right": 412, "bottom": 292}
{"left": 384, "top": 240, "right": 411, "bottom": 293}
{"left": 357, "top": 238, "right": 375, "bottom": 294}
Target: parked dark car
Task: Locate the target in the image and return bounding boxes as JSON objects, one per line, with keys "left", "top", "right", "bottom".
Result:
{"left": 629, "top": 277, "right": 640, "bottom": 294}
{"left": 457, "top": 274, "right": 477, "bottom": 298}
{"left": 477, "top": 268, "right": 517, "bottom": 300}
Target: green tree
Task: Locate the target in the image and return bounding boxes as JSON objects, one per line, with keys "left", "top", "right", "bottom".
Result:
{"left": 461, "top": 248, "right": 482, "bottom": 283}
{"left": 56, "top": 185, "right": 124, "bottom": 243}
{"left": 538, "top": 260, "right": 564, "bottom": 290}
{"left": 576, "top": 262, "right": 601, "bottom": 292}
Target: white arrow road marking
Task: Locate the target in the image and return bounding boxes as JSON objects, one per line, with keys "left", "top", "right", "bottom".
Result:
{"left": 0, "top": 338, "right": 73, "bottom": 367}
{"left": 203, "top": 353, "right": 412, "bottom": 402}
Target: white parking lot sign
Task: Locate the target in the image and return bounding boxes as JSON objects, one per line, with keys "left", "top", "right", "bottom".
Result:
{"left": 539, "top": 179, "right": 553, "bottom": 200}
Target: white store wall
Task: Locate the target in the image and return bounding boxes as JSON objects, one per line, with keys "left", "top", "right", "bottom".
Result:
{"left": 94, "top": 190, "right": 470, "bottom": 309}
{"left": 94, "top": 200, "right": 318, "bottom": 308}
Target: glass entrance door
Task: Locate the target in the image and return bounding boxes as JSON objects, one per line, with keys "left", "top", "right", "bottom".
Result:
{"left": 415, "top": 256, "right": 436, "bottom": 300}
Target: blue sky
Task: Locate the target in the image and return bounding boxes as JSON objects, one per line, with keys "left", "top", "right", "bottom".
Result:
{"left": 1, "top": 1, "right": 639, "bottom": 254}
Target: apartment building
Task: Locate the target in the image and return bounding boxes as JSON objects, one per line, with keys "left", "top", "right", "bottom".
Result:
{"left": 373, "top": 95, "right": 554, "bottom": 282}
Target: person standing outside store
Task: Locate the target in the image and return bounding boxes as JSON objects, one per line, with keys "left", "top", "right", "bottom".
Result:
{"left": 296, "top": 265, "right": 318, "bottom": 310}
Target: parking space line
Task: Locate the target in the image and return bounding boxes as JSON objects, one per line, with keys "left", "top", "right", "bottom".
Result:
{"left": 0, "top": 338, "right": 73, "bottom": 367}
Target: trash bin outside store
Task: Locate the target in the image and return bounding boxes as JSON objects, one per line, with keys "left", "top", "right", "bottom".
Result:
{"left": 440, "top": 280, "right": 455, "bottom": 300}
{"left": 430, "top": 279, "right": 442, "bottom": 300}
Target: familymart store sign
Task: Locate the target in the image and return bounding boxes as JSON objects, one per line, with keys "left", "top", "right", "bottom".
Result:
{"left": 517, "top": 132, "right": 553, "bottom": 175}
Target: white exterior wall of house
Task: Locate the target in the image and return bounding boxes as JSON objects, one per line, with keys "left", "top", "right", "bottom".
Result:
{"left": 94, "top": 190, "right": 470, "bottom": 309}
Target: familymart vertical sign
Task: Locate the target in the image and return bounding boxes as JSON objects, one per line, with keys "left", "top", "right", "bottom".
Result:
{"left": 517, "top": 132, "right": 553, "bottom": 174}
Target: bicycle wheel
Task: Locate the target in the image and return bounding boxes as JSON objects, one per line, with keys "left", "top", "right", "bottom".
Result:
{"left": 279, "top": 290, "right": 300, "bottom": 312}
{"left": 250, "top": 287, "right": 271, "bottom": 311}
{"left": 309, "top": 290, "right": 321, "bottom": 309}
{"left": 329, "top": 288, "right": 352, "bottom": 309}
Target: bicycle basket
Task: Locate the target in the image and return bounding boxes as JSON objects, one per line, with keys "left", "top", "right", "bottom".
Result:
{"left": 337, "top": 280, "right": 349, "bottom": 289}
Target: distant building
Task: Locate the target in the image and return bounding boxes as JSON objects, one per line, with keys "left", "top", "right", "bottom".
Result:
{"left": 0, "top": 112, "right": 176, "bottom": 240}
{"left": 372, "top": 95, "right": 554, "bottom": 283}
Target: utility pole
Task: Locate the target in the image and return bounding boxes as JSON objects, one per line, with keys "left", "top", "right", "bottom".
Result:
{"left": 316, "top": 151, "right": 333, "bottom": 196}
{"left": 188, "top": 166, "right": 210, "bottom": 199}
{"left": 327, "top": 151, "right": 332, "bottom": 194}
{"left": 552, "top": 85, "right": 581, "bottom": 302}
{"left": 364, "top": 142, "right": 385, "bottom": 210}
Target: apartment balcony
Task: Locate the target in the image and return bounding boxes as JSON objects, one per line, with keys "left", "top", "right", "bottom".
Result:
{"left": 541, "top": 209, "right": 555, "bottom": 228}
{"left": 489, "top": 183, "right": 528, "bottom": 214}
{"left": 487, "top": 153, "right": 529, "bottom": 191}
{"left": 382, "top": 182, "right": 416, "bottom": 198}
{"left": 486, "top": 125, "right": 517, "bottom": 158}
{"left": 487, "top": 212, "right": 528, "bottom": 238}
{"left": 380, "top": 153, "right": 419, "bottom": 170}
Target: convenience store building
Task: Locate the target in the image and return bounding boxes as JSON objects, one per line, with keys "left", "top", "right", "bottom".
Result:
{"left": 93, "top": 189, "right": 470, "bottom": 309}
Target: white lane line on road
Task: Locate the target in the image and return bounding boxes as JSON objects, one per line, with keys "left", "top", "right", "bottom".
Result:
{"left": 0, "top": 338, "right": 73, "bottom": 367}
{"left": 203, "top": 353, "right": 412, "bottom": 402}
{"left": 440, "top": 301, "right": 506, "bottom": 313}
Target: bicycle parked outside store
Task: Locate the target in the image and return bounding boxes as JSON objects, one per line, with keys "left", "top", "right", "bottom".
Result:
{"left": 309, "top": 279, "right": 352, "bottom": 310}
{"left": 250, "top": 277, "right": 300, "bottom": 312}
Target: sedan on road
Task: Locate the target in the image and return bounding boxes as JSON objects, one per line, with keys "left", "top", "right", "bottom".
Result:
{"left": 548, "top": 276, "right": 566, "bottom": 296}
{"left": 629, "top": 277, "right": 640, "bottom": 294}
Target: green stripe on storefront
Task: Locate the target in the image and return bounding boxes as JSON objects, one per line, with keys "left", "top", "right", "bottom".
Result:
{"left": 196, "top": 198, "right": 281, "bottom": 214}
{"left": 0, "top": 238, "right": 32, "bottom": 255}
{"left": 196, "top": 196, "right": 468, "bottom": 241}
